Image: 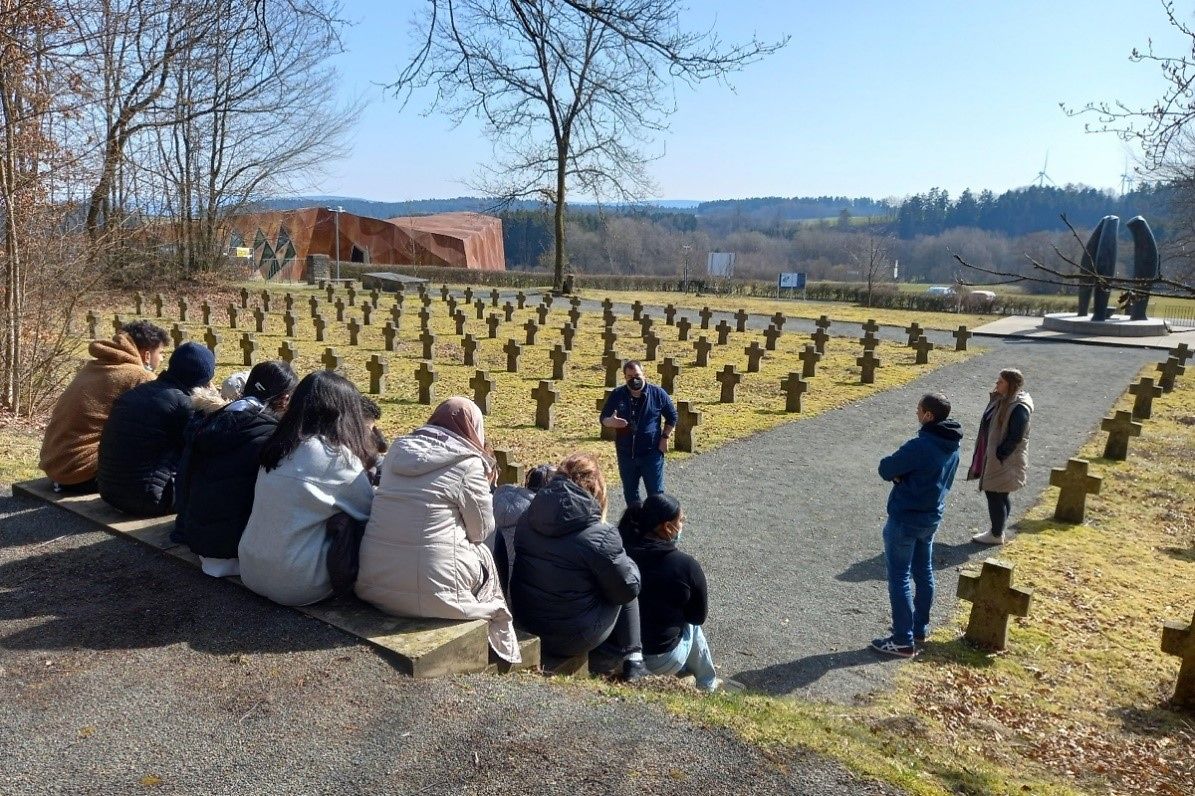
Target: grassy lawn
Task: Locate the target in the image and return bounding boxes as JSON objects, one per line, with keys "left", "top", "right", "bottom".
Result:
{"left": 593, "top": 363, "right": 1195, "bottom": 796}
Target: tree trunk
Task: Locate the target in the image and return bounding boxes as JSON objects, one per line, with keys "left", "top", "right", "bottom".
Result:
{"left": 552, "top": 142, "right": 567, "bottom": 292}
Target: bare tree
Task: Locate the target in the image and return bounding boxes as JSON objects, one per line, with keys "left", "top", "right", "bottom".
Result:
{"left": 849, "top": 230, "right": 894, "bottom": 308}
{"left": 390, "top": 0, "right": 787, "bottom": 291}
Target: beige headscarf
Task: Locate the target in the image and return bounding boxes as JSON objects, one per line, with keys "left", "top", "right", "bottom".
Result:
{"left": 426, "top": 396, "right": 494, "bottom": 468}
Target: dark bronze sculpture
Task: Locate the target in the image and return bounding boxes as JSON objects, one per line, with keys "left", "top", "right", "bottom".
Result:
{"left": 1125, "top": 216, "right": 1159, "bottom": 321}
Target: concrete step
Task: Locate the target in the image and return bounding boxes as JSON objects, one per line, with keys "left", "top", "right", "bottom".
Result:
{"left": 488, "top": 629, "right": 541, "bottom": 674}
{"left": 13, "top": 478, "right": 536, "bottom": 679}
{"left": 541, "top": 652, "right": 590, "bottom": 677}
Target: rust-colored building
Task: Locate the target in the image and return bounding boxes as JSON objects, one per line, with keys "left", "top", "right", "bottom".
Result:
{"left": 228, "top": 208, "right": 505, "bottom": 280}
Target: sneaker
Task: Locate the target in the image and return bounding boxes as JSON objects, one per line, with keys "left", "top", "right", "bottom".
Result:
{"left": 621, "top": 659, "right": 649, "bottom": 682}
{"left": 913, "top": 634, "right": 927, "bottom": 646}
{"left": 709, "top": 677, "right": 747, "bottom": 694}
{"left": 871, "top": 636, "right": 918, "bottom": 658}
{"left": 971, "top": 530, "right": 1005, "bottom": 546}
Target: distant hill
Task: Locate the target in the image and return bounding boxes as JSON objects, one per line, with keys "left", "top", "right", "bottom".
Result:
{"left": 253, "top": 195, "right": 707, "bottom": 217}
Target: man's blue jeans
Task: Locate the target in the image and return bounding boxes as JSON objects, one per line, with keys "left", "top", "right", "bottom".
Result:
{"left": 882, "top": 518, "right": 937, "bottom": 647}
{"left": 616, "top": 449, "right": 665, "bottom": 507}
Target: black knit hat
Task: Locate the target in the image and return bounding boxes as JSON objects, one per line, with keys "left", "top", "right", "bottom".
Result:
{"left": 640, "top": 492, "right": 681, "bottom": 531}
{"left": 164, "top": 342, "right": 216, "bottom": 390}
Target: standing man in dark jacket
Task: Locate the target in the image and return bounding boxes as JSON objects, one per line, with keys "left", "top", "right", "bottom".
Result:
{"left": 97, "top": 342, "right": 215, "bottom": 517}
{"left": 599, "top": 360, "right": 678, "bottom": 508}
{"left": 871, "top": 393, "right": 963, "bottom": 658}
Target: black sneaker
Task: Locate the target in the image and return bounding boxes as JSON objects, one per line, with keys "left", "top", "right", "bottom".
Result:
{"left": 621, "top": 659, "right": 649, "bottom": 682}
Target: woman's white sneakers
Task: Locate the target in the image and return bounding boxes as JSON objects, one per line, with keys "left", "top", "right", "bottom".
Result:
{"left": 971, "top": 530, "right": 1005, "bottom": 545}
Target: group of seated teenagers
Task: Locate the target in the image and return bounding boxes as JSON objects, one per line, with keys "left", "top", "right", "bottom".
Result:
{"left": 38, "top": 320, "right": 736, "bottom": 691}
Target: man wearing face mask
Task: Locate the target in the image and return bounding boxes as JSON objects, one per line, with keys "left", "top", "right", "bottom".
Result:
{"left": 599, "top": 360, "right": 678, "bottom": 508}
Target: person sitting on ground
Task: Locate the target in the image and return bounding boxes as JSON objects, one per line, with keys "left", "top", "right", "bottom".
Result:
{"left": 174, "top": 361, "right": 298, "bottom": 578}
{"left": 356, "top": 397, "right": 521, "bottom": 663}
{"left": 510, "top": 452, "right": 647, "bottom": 680}
{"left": 619, "top": 493, "right": 741, "bottom": 692}
{"left": 96, "top": 341, "right": 215, "bottom": 517}
{"left": 360, "top": 396, "right": 388, "bottom": 487}
{"left": 492, "top": 463, "right": 557, "bottom": 587}
{"left": 237, "top": 371, "right": 376, "bottom": 606}
{"left": 39, "top": 320, "right": 169, "bottom": 493}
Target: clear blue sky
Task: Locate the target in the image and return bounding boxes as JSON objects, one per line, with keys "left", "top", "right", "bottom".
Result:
{"left": 314, "top": 0, "right": 1189, "bottom": 202}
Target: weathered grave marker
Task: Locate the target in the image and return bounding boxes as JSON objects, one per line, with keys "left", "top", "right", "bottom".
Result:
{"left": 369, "top": 289, "right": 380, "bottom": 308}
{"left": 462, "top": 334, "right": 478, "bottom": 367}
{"left": 239, "top": 333, "right": 257, "bottom": 366}
{"left": 952, "top": 325, "right": 972, "bottom": 351}
{"left": 1157, "top": 356, "right": 1185, "bottom": 392}
{"left": 861, "top": 318, "right": 879, "bottom": 335}
{"left": 260, "top": 290, "right": 271, "bottom": 313}
{"left": 1101, "top": 410, "right": 1143, "bottom": 461}
{"left": 228, "top": 304, "right": 238, "bottom": 329}
{"left": 346, "top": 286, "right": 357, "bottom": 306}
{"left": 762, "top": 324, "right": 781, "bottom": 351}
{"left": 601, "top": 327, "right": 618, "bottom": 354}
{"left": 321, "top": 347, "right": 342, "bottom": 372}
{"left": 639, "top": 314, "right": 654, "bottom": 337}
{"left": 643, "top": 331, "right": 660, "bottom": 361}
{"left": 676, "top": 316, "right": 692, "bottom": 342}
{"left": 490, "top": 288, "right": 500, "bottom": 307}
{"left": 470, "top": 370, "right": 495, "bottom": 415}
{"left": 418, "top": 307, "right": 430, "bottom": 331}
{"left": 904, "top": 322, "right": 923, "bottom": 347}
{"left": 487, "top": 314, "right": 501, "bottom": 339}
{"left": 535, "top": 304, "right": 549, "bottom": 325}
{"left": 308, "top": 296, "right": 320, "bottom": 319}
{"left": 278, "top": 340, "right": 295, "bottom": 363}
{"left": 475, "top": 299, "right": 486, "bottom": 320}
{"left": 463, "top": 286, "right": 474, "bottom": 304}
{"left": 366, "top": 355, "right": 388, "bottom": 395}
{"left": 516, "top": 290, "right": 527, "bottom": 309}
{"left": 857, "top": 350, "right": 880, "bottom": 384}
{"left": 494, "top": 449, "right": 524, "bottom": 486}
{"left": 770, "top": 311, "right": 786, "bottom": 331}
{"left": 780, "top": 373, "right": 807, "bottom": 413}
{"left": 631, "top": 300, "right": 644, "bottom": 321}
{"left": 674, "top": 400, "right": 701, "bottom": 452}
{"left": 112, "top": 315, "right": 122, "bottom": 336}
{"left": 177, "top": 298, "right": 189, "bottom": 322}
{"left": 201, "top": 301, "right": 212, "bottom": 325}
{"left": 203, "top": 327, "right": 220, "bottom": 356}
{"left": 347, "top": 317, "right": 361, "bottom": 346}
{"left": 415, "top": 361, "right": 438, "bottom": 405}
{"left": 361, "top": 303, "right": 372, "bottom": 326}
{"left": 734, "top": 308, "right": 749, "bottom": 333}
{"left": 504, "top": 339, "right": 522, "bottom": 373}
{"left": 912, "top": 335, "right": 934, "bottom": 365}
{"left": 253, "top": 307, "right": 266, "bottom": 334}
{"left": 1049, "top": 458, "right": 1102, "bottom": 524}
{"left": 239, "top": 288, "right": 248, "bottom": 309}
{"left": 334, "top": 298, "right": 346, "bottom": 322}
{"left": 597, "top": 389, "right": 616, "bottom": 441}
{"left": 1129, "top": 377, "right": 1164, "bottom": 420}
{"left": 549, "top": 344, "right": 570, "bottom": 380}
{"left": 453, "top": 312, "right": 467, "bottom": 336}
{"left": 503, "top": 301, "right": 515, "bottom": 322}
{"left": 524, "top": 319, "right": 539, "bottom": 345}
{"left": 1162, "top": 609, "right": 1195, "bottom": 707}
{"left": 714, "top": 320, "right": 732, "bottom": 345}
{"left": 859, "top": 332, "right": 880, "bottom": 353}
{"left": 86, "top": 311, "right": 98, "bottom": 338}
{"left": 811, "top": 327, "right": 830, "bottom": 354}
{"left": 532, "top": 380, "right": 559, "bottom": 430}
{"left": 693, "top": 336, "right": 712, "bottom": 367}
{"left": 133, "top": 292, "right": 143, "bottom": 314}
{"left": 567, "top": 306, "right": 581, "bottom": 327}
{"left": 389, "top": 304, "right": 402, "bottom": 329}
{"left": 658, "top": 357, "right": 680, "bottom": 394}
{"left": 169, "top": 323, "right": 183, "bottom": 348}
{"left": 313, "top": 314, "right": 326, "bottom": 342}
{"left": 664, "top": 304, "right": 677, "bottom": 325}
{"left": 798, "top": 345, "right": 821, "bottom": 378}
{"left": 382, "top": 321, "right": 397, "bottom": 352}
{"left": 745, "top": 340, "right": 765, "bottom": 373}
{"left": 560, "top": 322, "right": 576, "bottom": 351}
{"left": 716, "top": 364, "right": 741, "bottom": 403}
{"left": 957, "top": 558, "right": 1033, "bottom": 651}
{"left": 283, "top": 311, "right": 296, "bottom": 337}
{"left": 1169, "top": 342, "right": 1192, "bottom": 365}
{"left": 603, "top": 350, "right": 622, "bottom": 388}
{"left": 420, "top": 330, "right": 436, "bottom": 360}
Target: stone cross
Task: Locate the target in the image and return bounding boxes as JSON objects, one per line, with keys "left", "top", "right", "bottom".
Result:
{"left": 462, "top": 334, "right": 478, "bottom": 367}
{"left": 1170, "top": 342, "right": 1192, "bottom": 365}
{"left": 347, "top": 317, "right": 361, "bottom": 346}
{"left": 313, "top": 314, "right": 326, "bottom": 342}
{"left": 325, "top": 284, "right": 335, "bottom": 302}
{"left": 382, "top": 321, "right": 397, "bottom": 352}
{"left": 952, "top": 325, "right": 972, "bottom": 351}
{"left": 470, "top": 370, "right": 495, "bottom": 415}
{"left": 369, "top": 289, "right": 380, "bottom": 308}
{"left": 418, "top": 308, "right": 430, "bottom": 331}
{"left": 334, "top": 298, "right": 346, "bottom": 322}
{"left": 253, "top": 307, "right": 266, "bottom": 334}
{"left": 693, "top": 336, "right": 712, "bottom": 367}
{"left": 600, "top": 297, "right": 613, "bottom": 314}
{"left": 1129, "top": 377, "right": 1164, "bottom": 420}
{"left": 631, "top": 300, "right": 644, "bottom": 321}
{"left": 260, "top": 290, "right": 272, "bottom": 313}
{"left": 490, "top": 288, "right": 501, "bottom": 307}
{"left": 658, "top": 357, "right": 680, "bottom": 394}
{"left": 601, "top": 327, "right": 618, "bottom": 354}
{"left": 816, "top": 315, "right": 832, "bottom": 331}
{"left": 857, "top": 350, "right": 881, "bottom": 384}
{"left": 714, "top": 320, "right": 732, "bottom": 345}
{"left": 169, "top": 323, "right": 184, "bottom": 348}
{"left": 674, "top": 400, "right": 701, "bottom": 452}
{"left": 440, "top": 284, "right": 451, "bottom": 301}
{"left": 566, "top": 307, "right": 581, "bottom": 327}
{"left": 239, "top": 333, "right": 257, "bottom": 366}
{"left": 133, "top": 292, "right": 143, "bottom": 314}
{"left": 535, "top": 304, "right": 549, "bottom": 325}
{"left": 745, "top": 341, "right": 765, "bottom": 373}
{"left": 780, "top": 373, "right": 807, "bottom": 413}
{"left": 532, "top": 380, "right": 559, "bottom": 430}
{"left": 239, "top": 287, "right": 248, "bottom": 309}
{"left": 503, "top": 301, "right": 515, "bottom": 322}
{"left": 283, "top": 311, "right": 296, "bottom": 337}
{"left": 1157, "top": 356, "right": 1185, "bottom": 392}
{"left": 643, "top": 331, "right": 660, "bottom": 361}
{"left": 904, "top": 322, "right": 923, "bottom": 346}
{"left": 447, "top": 295, "right": 458, "bottom": 317}
{"left": 228, "top": 304, "right": 238, "bottom": 329}
{"left": 734, "top": 308, "right": 749, "bottom": 333}
{"left": 203, "top": 327, "right": 220, "bottom": 356}
{"left": 597, "top": 389, "right": 616, "bottom": 441}
{"left": 861, "top": 318, "right": 879, "bottom": 335}
{"left": 912, "top": 335, "right": 934, "bottom": 365}
{"left": 560, "top": 323, "right": 576, "bottom": 351}
{"left": 699, "top": 306, "right": 713, "bottom": 330}
{"left": 420, "top": 330, "right": 436, "bottom": 360}
{"left": 308, "top": 296, "right": 319, "bottom": 319}
{"left": 487, "top": 314, "right": 501, "bottom": 339}
{"left": 366, "top": 355, "right": 388, "bottom": 395}
{"left": 798, "top": 345, "right": 821, "bottom": 378}
{"left": 516, "top": 290, "right": 527, "bottom": 309}
{"left": 177, "top": 298, "right": 189, "bottom": 323}
{"left": 524, "top": 319, "right": 539, "bottom": 345}
{"left": 278, "top": 340, "right": 295, "bottom": 363}
{"left": 639, "top": 314, "right": 654, "bottom": 337}
{"left": 859, "top": 333, "right": 880, "bottom": 353}
{"left": 504, "top": 339, "right": 522, "bottom": 373}
{"left": 549, "top": 344, "right": 570, "bottom": 380}
{"left": 321, "top": 347, "right": 342, "bottom": 372}
{"left": 664, "top": 304, "right": 677, "bottom": 325}
{"left": 716, "top": 364, "right": 741, "bottom": 403}
{"left": 603, "top": 350, "right": 622, "bottom": 388}
{"left": 346, "top": 286, "right": 357, "bottom": 306}
{"left": 361, "top": 303, "right": 372, "bottom": 326}
{"left": 201, "top": 301, "right": 212, "bottom": 325}
{"left": 811, "top": 327, "right": 830, "bottom": 354}
{"left": 415, "top": 361, "right": 438, "bottom": 405}
{"left": 676, "top": 316, "right": 692, "bottom": 342}
{"left": 1162, "top": 609, "right": 1195, "bottom": 707}
{"left": 1101, "top": 410, "right": 1143, "bottom": 460}
{"left": 494, "top": 449, "right": 524, "bottom": 486}
{"left": 603, "top": 309, "right": 616, "bottom": 328}
{"left": 957, "top": 558, "right": 1033, "bottom": 651}
{"left": 390, "top": 305, "right": 402, "bottom": 329}
{"left": 112, "top": 315, "right": 122, "bottom": 336}
{"left": 475, "top": 299, "right": 486, "bottom": 320}
{"left": 284, "top": 293, "right": 295, "bottom": 312}
{"left": 463, "top": 286, "right": 474, "bottom": 304}
{"left": 86, "top": 311, "right": 98, "bottom": 338}
{"left": 1050, "top": 458, "right": 1102, "bottom": 523}
{"left": 763, "top": 324, "right": 781, "bottom": 351}
{"left": 770, "top": 311, "right": 786, "bottom": 331}
{"left": 453, "top": 311, "right": 467, "bottom": 336}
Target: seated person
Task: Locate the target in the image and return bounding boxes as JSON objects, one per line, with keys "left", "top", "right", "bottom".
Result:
{"left": 492, "top": 463, "right": 556, "bottom": 588}
{"left": 174, "top": 361, "right": 298, "bottom": 578}
{"left": 510, "top": 453, "right": 646, "bottom": 680}
{"left": 96, "top": 341, "right": 214, "bottom": 516}
{"left": 39, "top": 320, "right": 168, "bottom": 493}
{"left": 360, "top": 396, "right": 388, "bottom": 486}
{"left": 356, "top": 397, "right": 520, "bottom": 664}
{"left": 237, "top": 371, "right": 376, "bottom": 606}
{"left": 620, "top": 493, "right": 740, "bottom": 692}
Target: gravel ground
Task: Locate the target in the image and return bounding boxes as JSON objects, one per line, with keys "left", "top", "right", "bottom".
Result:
{"left": 645, "top": 337, "right": 1159, "bottom": 700}
{"left": 0, "top": 491, "right": 898, "bottom": 796}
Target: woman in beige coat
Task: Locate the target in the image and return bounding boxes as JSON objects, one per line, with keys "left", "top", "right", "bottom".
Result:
{"left": 355, "top": 397, "right": 520, "bottom": 663}
{"left": 968, "top": 368, "right": 1034, "bottom": 546}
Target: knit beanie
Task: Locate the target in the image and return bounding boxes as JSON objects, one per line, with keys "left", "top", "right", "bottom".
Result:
{"left": 640, "top": 492, "right": 681, "bottom": 532}
{"left": 165, "top": 341, "right": 216, "bottom": 390}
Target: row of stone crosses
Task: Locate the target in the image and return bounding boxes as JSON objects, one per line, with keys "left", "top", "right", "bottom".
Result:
{"left": 955, "top": 342, "right": 1192, "bottom": 708}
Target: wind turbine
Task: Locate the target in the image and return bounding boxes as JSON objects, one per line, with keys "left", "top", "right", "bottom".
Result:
{"left": 1034, "top": 152, "right": 1056, "bottom": 187}
{"left": 1119, "top": 159, "right": 1134, "bottom": 196}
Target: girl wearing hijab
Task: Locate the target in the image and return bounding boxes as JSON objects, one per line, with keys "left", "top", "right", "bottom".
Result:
{"left": 355, "top": 396, "right": 520, "bottom": 664}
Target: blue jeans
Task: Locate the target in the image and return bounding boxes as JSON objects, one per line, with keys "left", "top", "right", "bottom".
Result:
{"left": 616, "top": 449, "right": 665, "bottom": 507}
{"left": 882, "top": 518, "right": 937, "bottom": 647}
{"left": 643, "top": 624, "right": 717, "bottom": 690}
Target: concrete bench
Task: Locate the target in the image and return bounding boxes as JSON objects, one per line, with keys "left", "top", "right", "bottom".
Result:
{"left": 13, "top": 478, "right": 540, "bottom": 678}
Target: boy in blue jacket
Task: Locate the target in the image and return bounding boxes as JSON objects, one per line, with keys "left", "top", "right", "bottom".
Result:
{"left": 872, "top": 393, "right": 962, "bottom": 658}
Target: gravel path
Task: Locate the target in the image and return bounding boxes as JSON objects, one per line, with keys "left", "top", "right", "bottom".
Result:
{"left": 0, "top": 490, "right": 898, "bottom": 795}
{"left": 647, "top": 337, "right": 1158, "bottom": 700}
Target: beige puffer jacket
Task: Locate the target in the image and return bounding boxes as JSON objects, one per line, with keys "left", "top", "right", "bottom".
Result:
{"left": 973, "top": 391, "right": 1035, "bottom": 493}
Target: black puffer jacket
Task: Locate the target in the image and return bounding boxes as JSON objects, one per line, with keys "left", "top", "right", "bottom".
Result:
{"left": 176, "top": 400, "right": 279, "bottom": 559}
{"left": 510, "top": 477, "right": 640, "bottom": 656}
{"left": 97, "top": 376, "right": 196, "bottom": 516}
{"left": 625, "top": 534, "right": 708, "bottom": 655}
